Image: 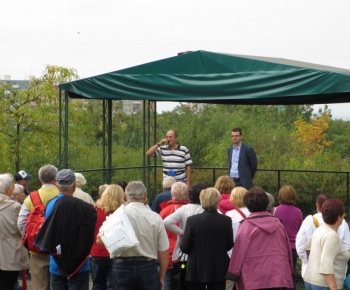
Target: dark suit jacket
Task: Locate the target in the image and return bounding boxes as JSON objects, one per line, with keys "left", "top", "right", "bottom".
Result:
{"left": 227, "top": 142, "right": 257, "bottom": 189}
{"left": 181, "top": 210, "right": 233, "bottom": 283}
{"left": 150, "top": 188, "right": 171, "bottom": 214}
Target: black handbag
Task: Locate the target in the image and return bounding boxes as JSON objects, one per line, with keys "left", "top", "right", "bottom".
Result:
{"left": 170, "top": 253, "right": 187, "bottom": 290}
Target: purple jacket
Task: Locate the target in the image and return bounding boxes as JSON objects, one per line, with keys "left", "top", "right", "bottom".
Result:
{"left": 226, "top": 212, "right": 293, "bottom": 290}
{"left": 274, "top": 204, "right": 302, "bottom": 249}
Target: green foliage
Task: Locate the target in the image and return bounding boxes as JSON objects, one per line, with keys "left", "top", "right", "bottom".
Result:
{"left": 0, "top": 65, "right": 78, "bottom": 173}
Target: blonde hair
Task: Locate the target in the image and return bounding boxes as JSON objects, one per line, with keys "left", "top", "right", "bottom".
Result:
{"left": 171, "top": 182, "right": 188, "bottom": 201}
{"left": 200, "top": 187, "right": 221, "bottom": 210}
{"left": 96, "top": 184, "right": 125, "bottom": 213}
{"left": 230, "top": 187, "right": 248, "bottom": 208}
{"left": 214, "top": 175, "right": 235, "bottom": 194}
{"left": 99, "top": 184, "right": 109, "bottom": 197}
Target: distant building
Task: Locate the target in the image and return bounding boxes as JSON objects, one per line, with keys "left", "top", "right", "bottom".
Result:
{"left": 186, "top": 102, "right": 208, "bottom": 113}
{"left": 121, "top": 100, "right": 142, "bottom": 115}
{"left": 0, "top": 75, "right": 33, "bottom": 91}
{"left": 1, "top": 75, "right": 144, "bottom": 115}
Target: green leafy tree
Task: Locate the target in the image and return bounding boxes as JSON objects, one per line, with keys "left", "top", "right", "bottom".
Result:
{"left": 0, "top": 66, "right": 78, "bottom": 172}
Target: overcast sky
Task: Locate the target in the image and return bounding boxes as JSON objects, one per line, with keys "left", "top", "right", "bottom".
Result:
{"left": 1, "top": 0, "right": 350, "bottom": 119}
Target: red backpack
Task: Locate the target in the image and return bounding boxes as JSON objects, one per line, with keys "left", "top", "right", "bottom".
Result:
{"left": 22, "top": 191, "right": 47, "bottom": 254}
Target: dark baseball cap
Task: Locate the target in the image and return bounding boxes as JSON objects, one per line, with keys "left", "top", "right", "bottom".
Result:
{"left": 14, "top": 170, "right": 32, "bottom": 181}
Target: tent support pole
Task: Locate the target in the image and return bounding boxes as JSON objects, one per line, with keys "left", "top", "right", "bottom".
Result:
{"left": 153, "top": 101, "right": 157, "bottom": 198}
{"left": 107, "top": 99, "right": 112, "bottom": 184}
{"left": 64, "top": 91, "right": 69, "bottom": 168}
{"left": 143, "top": 100, "right": 146, "bottom": 185}
{"left": 58, "top": 89, "right": 62, "bottom": 170}
{"left": 102, "top": 100, "right": 106, "bottom": 183}
{"left": 147, "top": 101, "right": 151, "bottom": 195}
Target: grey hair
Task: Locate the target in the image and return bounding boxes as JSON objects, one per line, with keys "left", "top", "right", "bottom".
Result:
{"left": 171, "top": 182, "right": 188, "bottom": 200}
{"left": 125, "top": 181, "right": 146, "bottom": 200}
{"left": 39, "top": 165, "right": 58, "bottom": 183}
{"left": 0, "top": 174, "right": 13, "bottom": 195}
{"left": 57, "top": 183, "right": 75, "bottom": 192}
{"left": 13, "top": 184, "right": 24, "bottom": 194}
{"left": 74, "top": 173, "right": 86, "bottom": 188}
{"left": 266, "top": 192, "right": 275, "bottom": 212}
{"left": 99, "top": 184, "right": 109, "bottom": 197}
{"left": 163, "top": 176, "right": 176, "bottom": 189}
{"left": 11, "top": 184, "right": 24, "bottom": 199}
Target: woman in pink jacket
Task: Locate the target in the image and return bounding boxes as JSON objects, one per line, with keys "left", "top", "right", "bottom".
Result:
{"left": 226, "top": 188, "right": 294, "bottom": 290}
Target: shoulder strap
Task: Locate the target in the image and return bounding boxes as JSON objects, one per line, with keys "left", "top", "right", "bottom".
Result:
{"left": 313, "top": 216, "right": 319, "bottom": 228}
{"left": 272, "top": 207, "right": 277, "bottom": 216}
{"left": 30, "top": 191, "right": 43, "bottom": 207}
{"left": 235, "top": 208, "right": 247, "bottom": 219}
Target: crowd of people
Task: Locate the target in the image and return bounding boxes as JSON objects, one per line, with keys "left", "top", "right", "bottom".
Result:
{"left": 0, "top": 128, "right": 349, "bottom": 290}
{"left": 1, "top": 168, "right": 349, "bottom": 290}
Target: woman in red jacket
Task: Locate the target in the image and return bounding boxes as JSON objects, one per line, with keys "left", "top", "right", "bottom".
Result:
{"left": 91, "top": 184, "right": 125, "bottom": 290}
{"left": 215, "top": 175, "right": 235, "bottom": 214}
{"left": 159, "top": 182, "right": 190, "bottom": 290}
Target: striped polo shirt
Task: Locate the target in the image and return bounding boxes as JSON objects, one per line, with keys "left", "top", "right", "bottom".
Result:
{"left": 155, "top": 143, "right": 193, "bottom": 181}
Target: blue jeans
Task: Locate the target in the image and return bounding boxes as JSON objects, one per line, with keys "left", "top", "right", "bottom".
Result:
{"left": 304, "top": 281, "right": 330, "bottom": 290}
{"left": 91, "top": 256, "right": 113, "bottom": 290}
{"left": 51, "top": 271, "right": 89, "bottom": 290}
{"left": 164, "top": 269, "right": 171, "bottom": 290}
{"left": 113, "top": 259, "right": 160, "bottom": 290}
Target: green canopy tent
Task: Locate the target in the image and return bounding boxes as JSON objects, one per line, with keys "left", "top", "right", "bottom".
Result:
{"left": 58, "top": 50, "right": 350, "bottom": 187}
{"left": 60, "top": 50, "right": 350, "bottom": 104}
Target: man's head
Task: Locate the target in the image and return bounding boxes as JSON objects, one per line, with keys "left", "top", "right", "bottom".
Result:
{"left": 163, "top": 176, "right": 176, "bottom": 189}
{"left": 74, "top": 173, "right": 86, "bottom": 188}
{"left": 39, "top": 165, "right": 58, "bottom": 184}
{"left": 125, "top": 181, "right": 147, "bottom": 202}
{"left": 166, "top": 130, "right": 178, "bottom": 148}
{"left": 116, "top": 180, "right": 128, "bottom": 191}
{"left": 231, "top": 127, "right": 243, "bottom": 146}
{"left": 56, "top": 169, "right": 76, "bottom": 194}
{"left": 14, "top": 170, "right": 32, "bottom": 187}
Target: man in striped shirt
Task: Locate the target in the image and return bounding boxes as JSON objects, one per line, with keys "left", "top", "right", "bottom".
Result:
{"left": 146, "top": 130, "right": 193, "bottom": 188}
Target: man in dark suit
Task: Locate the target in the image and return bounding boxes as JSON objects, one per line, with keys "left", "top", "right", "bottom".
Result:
{"left": 227, "top": 128, "right": 257, "bottom": 189}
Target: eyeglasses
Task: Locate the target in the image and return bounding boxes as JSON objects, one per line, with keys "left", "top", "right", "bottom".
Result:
{"left": 231, "top": 135, "right": 241, "bottom": 138}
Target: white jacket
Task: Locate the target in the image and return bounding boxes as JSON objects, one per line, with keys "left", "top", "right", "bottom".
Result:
{"left": 164, "top": 203, "right": 204, "bottom": 261}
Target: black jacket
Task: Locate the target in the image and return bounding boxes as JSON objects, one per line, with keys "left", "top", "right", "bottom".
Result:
{"left": 35, "top": 195, "right": 97, "bottom": 277}
{"left": 181, "top": 210, "right": 233, "bottom": 282}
